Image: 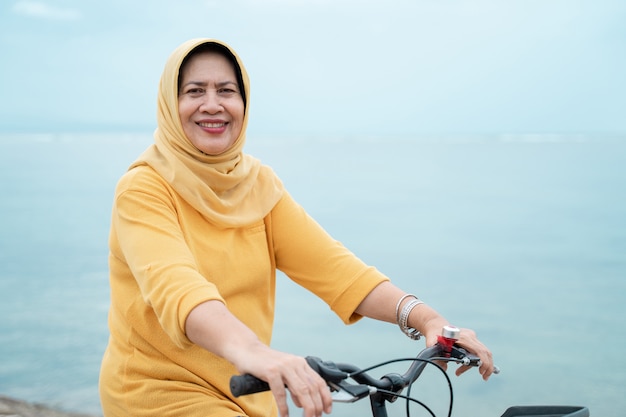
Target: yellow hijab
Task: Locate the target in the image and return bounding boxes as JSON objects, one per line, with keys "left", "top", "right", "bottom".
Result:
{"left": 130, "top": 38, "right": 283, "bottom": 227}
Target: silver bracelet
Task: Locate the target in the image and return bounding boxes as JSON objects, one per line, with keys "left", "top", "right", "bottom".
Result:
{"left": 398, "top": 297, "right": 424, "bottom": 340}
{"left": 395, "top": 294, "right": 417, "bottom": 324}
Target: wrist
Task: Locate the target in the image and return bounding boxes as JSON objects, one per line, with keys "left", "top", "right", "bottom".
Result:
{"left": 410, "top": 306, "right": 448, "bottom": 340}
{"left": 395, "top": 294, "right": 425, "bottom": 340}
{"left": 227, "top": 339, "right": 271, "bottom": 374}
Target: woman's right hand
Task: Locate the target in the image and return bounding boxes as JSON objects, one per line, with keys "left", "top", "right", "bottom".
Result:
{"left": 234, "top": 344, "right": 333, "bottom": 417}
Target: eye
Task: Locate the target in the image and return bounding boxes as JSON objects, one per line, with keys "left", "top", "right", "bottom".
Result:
{"left": 217, "top": 87, "right": 238, "bottom": 96}
{"left": 186, "top": 87, "right": 205, "bottom": 95}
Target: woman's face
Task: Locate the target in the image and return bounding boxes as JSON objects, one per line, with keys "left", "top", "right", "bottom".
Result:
{"left": 178, "top": 51, "right": 245, "bottom": 155}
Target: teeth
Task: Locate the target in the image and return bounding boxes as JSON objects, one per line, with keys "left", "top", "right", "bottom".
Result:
{"left": 199, "top": 122, "right": 225, "bottom": 128}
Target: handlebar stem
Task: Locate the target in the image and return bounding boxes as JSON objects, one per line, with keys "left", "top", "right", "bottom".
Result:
{"left": 380, "top": 373, "right": 404, "bottom": 403}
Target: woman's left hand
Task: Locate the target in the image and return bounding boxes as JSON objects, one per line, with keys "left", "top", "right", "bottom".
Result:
{"left": 424, "top": 325, "right": 495, "bottom": 381}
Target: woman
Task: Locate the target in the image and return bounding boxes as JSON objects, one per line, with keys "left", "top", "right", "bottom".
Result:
{"left": 99, "top": 38, "right": 494, "bottom": 417}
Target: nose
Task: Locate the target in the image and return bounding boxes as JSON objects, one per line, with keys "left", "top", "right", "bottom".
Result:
{"left": 199, "top": 90, "right": 223, "bottom": 113}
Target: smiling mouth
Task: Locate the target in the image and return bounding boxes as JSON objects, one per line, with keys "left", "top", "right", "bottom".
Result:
{"left": 198, "top": 122, "right": 227, "bottom": 128}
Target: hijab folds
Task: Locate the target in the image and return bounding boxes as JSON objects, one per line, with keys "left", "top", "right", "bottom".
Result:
{"left": 130, "top": 38, "right": 284, "bottom": 228}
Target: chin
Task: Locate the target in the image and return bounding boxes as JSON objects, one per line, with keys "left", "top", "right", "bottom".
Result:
{"left": 193, "top": 138, "right": 233, "bottom": 156}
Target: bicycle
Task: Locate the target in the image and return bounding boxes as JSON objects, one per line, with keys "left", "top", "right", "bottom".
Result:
{"left": 230, "top": 326, "right": 589, "bottom": 417}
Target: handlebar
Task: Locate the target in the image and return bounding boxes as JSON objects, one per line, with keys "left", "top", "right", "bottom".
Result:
{"left": 230, "top": 326, "right": 491, "bottom": 408}
{"left": 228, "top": 327, "right": 592, "bottom": 417}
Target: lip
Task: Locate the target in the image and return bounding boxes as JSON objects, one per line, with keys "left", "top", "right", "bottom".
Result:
{"left": 196, "top": 119, "right": 229, "bottom": 134}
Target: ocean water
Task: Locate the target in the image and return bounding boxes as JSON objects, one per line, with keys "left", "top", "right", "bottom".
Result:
{"left": 0, "top": 132, "right": 624, "bottom": 417}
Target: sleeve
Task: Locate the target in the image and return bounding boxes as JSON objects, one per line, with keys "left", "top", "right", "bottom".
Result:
{"left": 270, "top": 192, "right": 390, "bottom": 324}
{"left": 111, "top": 167, "right": 225, "bottom": 348}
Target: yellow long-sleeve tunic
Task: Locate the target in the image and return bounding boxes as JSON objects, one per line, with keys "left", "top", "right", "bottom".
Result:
{"left": 99, "top": 165, "right": 389, "bottom": 417}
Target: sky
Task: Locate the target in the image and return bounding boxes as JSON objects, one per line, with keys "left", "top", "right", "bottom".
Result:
{"left": 0, "top": 0, "right": 625, "bottom": 137}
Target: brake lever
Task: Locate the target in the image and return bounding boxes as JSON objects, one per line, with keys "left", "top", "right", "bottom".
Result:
{"left": 305, "top": 357, "right": 374, "bottom": 403}
{"left": 450, "top": 345, "right": 481, "bottom": 366}
{"left": 448, "top": 345, "right": 501, "bottom": 374}
{"left": 328, "top": 381, "right": 374, "bottom": 403}
{"left": 305, "top": 356, "right": 349, "bottom": 383}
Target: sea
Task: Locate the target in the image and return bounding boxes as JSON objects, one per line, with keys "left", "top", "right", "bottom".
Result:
{"left": 0, "top": 131, "right": 624, "bottom": 417}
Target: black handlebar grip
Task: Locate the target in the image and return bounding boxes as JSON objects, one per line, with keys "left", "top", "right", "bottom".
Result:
{"left": 230, "top": 374, "right": 270, "bottom": 397}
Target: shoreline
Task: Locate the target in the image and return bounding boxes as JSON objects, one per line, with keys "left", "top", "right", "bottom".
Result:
{"left": 0, "top": 395, "right": 100, "bottom": 417}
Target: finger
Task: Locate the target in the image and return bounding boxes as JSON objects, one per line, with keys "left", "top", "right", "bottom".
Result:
{"left": 313, "top": 372, "right": 333, "bottom": 414}
{"left": 299, "top": 368, "right": 332, "bottom": 414}
{"left": 296, "top": 369, "right": 331, "bottom": 417}
{"left": 434, "top": 360, "right": 448, "bottom": 372}
{"left": 479, "top": 351, "right": 494, "bottom": 380}
{"left": 290, "top": 383, "right": 320, "bottom": 417}
{"left": 455, "top": 328, "right": 495, "bottom": 380}
{"left": 455, "top": 365, "right": 471, "bottom": 377}
{"left": 267, "top": 377, "right": 290, "bottom": 417}
{"left": 473, "top": 344, "right": 494, "bottom": 380}
{"left": 285, "top": 372, "right": 320, "bottom": 417}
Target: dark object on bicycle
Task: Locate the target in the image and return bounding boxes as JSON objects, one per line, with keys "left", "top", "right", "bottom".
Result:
{"left": 500, "top": 405, "right": 589, "bottom": 417}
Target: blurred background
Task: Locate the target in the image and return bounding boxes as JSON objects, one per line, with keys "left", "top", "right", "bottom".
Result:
{"left": 1, "top": 0, "right": 624, "bottom": 136}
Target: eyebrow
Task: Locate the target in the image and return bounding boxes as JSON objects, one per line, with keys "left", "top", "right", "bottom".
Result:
{"left": 181, "top": 80, "right": 238, "bottom": 89}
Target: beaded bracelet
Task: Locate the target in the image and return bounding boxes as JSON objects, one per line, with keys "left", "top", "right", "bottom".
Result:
{"left": 396, "top": 295, "right": 424, "bottom": 340}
